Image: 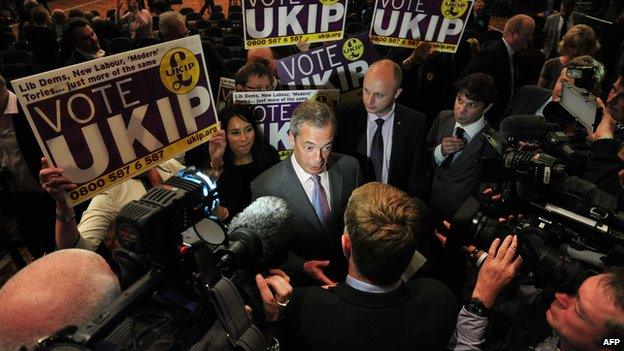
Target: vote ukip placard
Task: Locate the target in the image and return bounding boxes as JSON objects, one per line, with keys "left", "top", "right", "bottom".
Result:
{"left": 276, "top": 32, "right": 380, "bottom": 104}
{"left": 232, "top": 89, "right": 340, "bottom": 158}
{"left": 243, "top": 0, "right": 348, "bottom": 49}
{"left": 369, "top": 0, "right": 474, "bottom": 53}
{"left": 11, "top": 36, "right": 219, "bottom": 205}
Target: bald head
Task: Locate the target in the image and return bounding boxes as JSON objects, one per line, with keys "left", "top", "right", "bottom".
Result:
{"left": 503, "top": 14, "right": 535, "bottom": 52}
{"left": 0, "top": 249, "right": 120, "bottom": 350}
{"left": 362, "top": 59, "right": 403, "bottom": 116}
{"left": 159, "top": 11, "right": 187, "bottom": 41}
{"left": 367, "top": 59, "right": 402, "bottom": 88}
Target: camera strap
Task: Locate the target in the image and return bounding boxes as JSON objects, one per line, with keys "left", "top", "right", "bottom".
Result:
{"left": 209, "top": 277, "right": 267, "bottom": 351}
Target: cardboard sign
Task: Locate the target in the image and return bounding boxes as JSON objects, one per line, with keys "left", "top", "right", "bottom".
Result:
{"left": 232, "top": 89, "right": 340, "bottom": 158}
{"left": 369, "top": 0, "right": 474, "bottom": 53}
{"left": 242, "top": 0, "right": 348, "bottom": 48}
{"left": 217, "top": 77, "right": 235, "bottom": 112}
{"left": 11, "top": 36, "right": 219, "bottom": 205}
{"left": 276, "top": 32, "right": 380, "bottom": 105}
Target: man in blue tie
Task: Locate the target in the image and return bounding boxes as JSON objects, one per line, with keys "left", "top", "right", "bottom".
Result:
{"left": 251, "top": 100, "right": 361, "bottom": 286}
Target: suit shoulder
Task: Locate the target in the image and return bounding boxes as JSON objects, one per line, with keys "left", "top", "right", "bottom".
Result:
{"left": 396, "top": 104, "right": 426, "bottom": 125}
{"left": 405, "top": 278, "right": 457, "bottom": 305}
{"left": 332, "top": 152, "right": 359, "bottom": 169}
{"left": 251, "top": 159, "right": 286, "bottom": 188}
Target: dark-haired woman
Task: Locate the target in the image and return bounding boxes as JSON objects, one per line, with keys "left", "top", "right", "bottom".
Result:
{"left": 186, "top": 106, "right": 280, "bottom": 220}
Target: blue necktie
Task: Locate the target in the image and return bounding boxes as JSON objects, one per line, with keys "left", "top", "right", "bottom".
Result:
{"left": 370, "top": 118, "right": 385, "bottom": 181}
{"left": 310, "top": 174, "right": 330, "bottom": 226}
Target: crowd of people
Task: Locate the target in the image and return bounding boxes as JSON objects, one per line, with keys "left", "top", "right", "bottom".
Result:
{"left": 2, "top": 0, "right": 624, "bottom": 350}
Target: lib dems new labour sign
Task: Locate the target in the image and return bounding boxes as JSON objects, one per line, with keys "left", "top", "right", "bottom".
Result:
{"left": 369, "top": 0, "right": 474, "bottom": 53}
{"left": 243, "top": 0, "right": 348, "bottom": 49}
{"left": 11, "top": 35, "right": 219, "bottom": 205}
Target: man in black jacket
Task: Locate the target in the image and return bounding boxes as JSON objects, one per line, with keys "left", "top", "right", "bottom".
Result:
{"left": 461, "top": 14, "right": 535, "bottom": 127}
{"left": 335, "top": 59, "right": 429, "bottom": 199}
{"left": 281, "top": 182, "right": 457, "bottom": 351}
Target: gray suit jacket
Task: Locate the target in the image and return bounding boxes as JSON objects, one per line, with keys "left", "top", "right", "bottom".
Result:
{"left": 427, "top": 111, "right": 497, "bottom": 219}
{"left": 250, "top": 153, "right": 361, "bottom": 283}
{"left": 543, "top": 12, "right": 582, "bottom": 59}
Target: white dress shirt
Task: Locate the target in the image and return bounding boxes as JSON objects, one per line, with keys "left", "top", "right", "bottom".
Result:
{"left": 434, "top": 116, "right": 485, "bottom": 165}
{"left": 291, "top": 155, "right": 332, "bottom": 211}
{"left": 366, "top": 104, "right": 395, "bottom": 183}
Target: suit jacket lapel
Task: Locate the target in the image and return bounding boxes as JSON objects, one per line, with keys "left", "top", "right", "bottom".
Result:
{"left": 327, "top": 157, "right": 343, "bottom": 224}
{"left": 355, "top": 104, "right": 367, "bottom": 156}
{"left": 280, "top": 158, "right": 325, "bottom": 234}
{"left": 388, "top": 107, "right": 404, "bottom": 181}
{"left": 453, "top": 121, "right": 491, "bottom": 166}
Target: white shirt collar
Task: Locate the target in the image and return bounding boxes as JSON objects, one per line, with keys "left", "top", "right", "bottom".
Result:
{"left": 455, "top": 115, "right": 485, "bottom": 140}
{"left": 367, "top": 103, "right": 396, "bottom": 121}
{"left": 77, "top": 48, "right": 105, "bottom": 60}
{"left": 345, "top": 274, "right": 401, "bottom": 293}
{"left": 290, "top": 154, "right": 327, "bottom": 183}
{"left": 502, "top": 37, "right": 515, "bottom": 56}
{"left": 3, "top": 91, "right": 18, "bottom": 115}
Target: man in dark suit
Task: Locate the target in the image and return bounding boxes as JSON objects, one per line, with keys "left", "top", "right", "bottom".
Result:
{"left": 461, "top": 14, "right": 535, "bottom": 127}
{"left": 251, "top": 100, "right": 361, "bottom": 285}
{"left": 543, "top": 0, "right": 580, "bottom": 59}
{"left": 335, "top": 59, "right": 428, "bottom": 199}
{"left": 280, "top": 182, "right": 457, "bottom": 351}
{"left": 64, "top": 17, "right": 105, "bottom": 66}
{"left": 428, "top": 73, "right": 498, "bottom": 219}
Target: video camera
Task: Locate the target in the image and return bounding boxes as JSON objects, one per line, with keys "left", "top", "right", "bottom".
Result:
{"left": 35, "top": 168, "right": 294, "bottom": 351}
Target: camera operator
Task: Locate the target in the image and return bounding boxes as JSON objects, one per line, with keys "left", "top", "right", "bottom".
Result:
{"left": 39, "top": 156, "right": 184, "bottom": 252}
{"left": 506, "top": 55, "right": 605, "bottom": 126}
{"left": 584, "top": 68, "right": 624, "bottom": 197}
{"left": 449, "top": 236, "right": 624, "bottom": 351}
{"left": 0, "top": 249, "right": 122, "bottom": 351}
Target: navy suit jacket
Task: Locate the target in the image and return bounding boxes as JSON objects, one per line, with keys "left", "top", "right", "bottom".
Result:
{"left": 335, "top": 102, "right": 429, "bottom": 199}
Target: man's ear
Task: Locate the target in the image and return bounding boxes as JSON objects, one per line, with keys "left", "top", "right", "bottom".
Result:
{"left": 235, "top": 84, "right": 244, "bottom": 91}
{"left": 394, "top": 88, "right": 403, "bottom": 100}
{"left": 341, "top": 233, "right": 351, "bottom": 257}
{"left": 288, "top": 130, "right": 295, "bottom": 147}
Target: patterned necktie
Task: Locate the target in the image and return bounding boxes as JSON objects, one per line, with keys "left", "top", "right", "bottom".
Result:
{"left": 370, "top": 118, "right": 385, "bottom": 181}
{"left": 310, "top": 174, "right": 330, "bottom": 226}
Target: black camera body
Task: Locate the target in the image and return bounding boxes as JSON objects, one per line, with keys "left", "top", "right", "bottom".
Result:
{"left": 36, "top": 169, "right": 283, "bottom": 351}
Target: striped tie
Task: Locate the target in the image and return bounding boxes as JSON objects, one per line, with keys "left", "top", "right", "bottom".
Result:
{"left": 310, "top": 174, "right": 330, "bottom": 226}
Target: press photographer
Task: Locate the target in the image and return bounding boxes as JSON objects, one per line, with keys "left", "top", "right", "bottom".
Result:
{"left": 449, "top": 235, "right": 624, "bottom": 351}
{"left": 442, "top": 191, "right": 624, "bottom": 350}
{"left": 9, "top": 168, "right": 295, "bottom": 351}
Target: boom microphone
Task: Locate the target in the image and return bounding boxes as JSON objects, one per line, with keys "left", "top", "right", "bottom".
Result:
{"left": 219, "top": 196, "right": 295, "bottom": 269}
{"left": 499, "top": 114, "right": 548, "bottom": 141}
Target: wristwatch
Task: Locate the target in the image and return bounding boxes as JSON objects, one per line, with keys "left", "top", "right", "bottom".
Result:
{"left": 56, "top": 212, "right": 76, "bottom": 223}
{"left": 465, "top": 297, "right": 490, "bottom": 317}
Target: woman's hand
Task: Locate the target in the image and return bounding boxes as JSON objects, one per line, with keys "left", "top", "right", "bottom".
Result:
{"left": 209, "top": 129, "right": 227, "bottom": 168}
